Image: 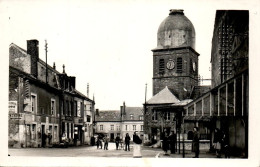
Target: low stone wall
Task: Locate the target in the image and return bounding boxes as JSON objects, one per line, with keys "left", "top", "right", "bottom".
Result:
{"left": 176, "top": 140, "right": 210, "bottom": 152}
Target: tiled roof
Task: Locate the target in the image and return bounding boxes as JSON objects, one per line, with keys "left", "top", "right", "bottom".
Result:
{"left": 146, "top": 86, "right": 180, "bottom": 104}
{"left": 95, "top": 110, "right": 121, "bottom": 122}
{"left": 123, "top": 107, "right": 143, "bottom": 121}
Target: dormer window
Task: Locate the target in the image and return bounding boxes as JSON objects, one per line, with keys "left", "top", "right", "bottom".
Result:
{"left": 130, "top": 114, "right": 134, "bottom": 120}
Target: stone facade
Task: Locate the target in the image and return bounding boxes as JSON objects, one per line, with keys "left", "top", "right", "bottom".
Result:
{"left": 8, "top": 40, "right": 95, "bottom": 148}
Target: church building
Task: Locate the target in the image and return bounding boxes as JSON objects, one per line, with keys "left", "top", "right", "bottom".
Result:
{"left": 143, "top": 9, "right": 210, "bottom": 145}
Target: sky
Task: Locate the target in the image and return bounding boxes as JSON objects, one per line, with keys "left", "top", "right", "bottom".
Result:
{"left": 0, "top": 0, "right": 257, "bottom": 111}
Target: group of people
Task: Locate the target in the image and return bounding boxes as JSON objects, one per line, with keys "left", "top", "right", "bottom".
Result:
{"left": 192, "top": 127, "right": 230, "bottom": 158}
{"left": 161, "top": 130, "right": 177, "bottom": 155}
{"left": 213, "top": 128, "right": 230, "bottom": 158}
{"left": 96, "top": 134, "right": 109, "bottom": 150}
{"left": 96, "top": 132, "right": 143, "bottom": 157}
{"left": 161, "top": 127, "right": 230, "bottom": 158}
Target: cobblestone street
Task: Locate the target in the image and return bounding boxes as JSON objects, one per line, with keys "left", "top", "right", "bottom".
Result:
{"left": 8, "top": 142, "right": 230, "bottom": 158}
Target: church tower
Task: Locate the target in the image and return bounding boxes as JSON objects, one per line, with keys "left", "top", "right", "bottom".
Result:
{"left": 152, "top": 9, "right": 199, "bottom": 100}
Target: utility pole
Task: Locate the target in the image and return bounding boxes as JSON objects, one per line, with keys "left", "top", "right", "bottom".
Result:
{"left": 45, "top": 40, "right": 48, "bottom": 84}
{"left": 144, "top": 83, "right": 147, "bottom": 114}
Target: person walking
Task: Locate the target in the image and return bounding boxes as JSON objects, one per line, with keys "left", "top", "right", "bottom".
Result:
{"left": 192, "top": 127, "right": 200, "bottom": 158}
{"left": 168, "top": 131, "right": 176, "bottom": 154}
{"left": 133, "top": 131, "right": 142, "bottom": 158}
{"left": 222, "top": 131, "right": 230, "bottom": 158}
{"left": 213, "top": 128, "right": 222, "bottom": 158}
{"left": 115, "top": 134, "right": 120, "bottom": 150}
{"left": 42, "top": 132, "right": 47, "bottom": 148}
{"left": 103, "top": 135, "right": 109, "bottom": 150}
{"left": 161, "top": 129, "right": 169, "bottom": 155}
{"left": 125, "top": 133, "right": 130, "bottom": 151}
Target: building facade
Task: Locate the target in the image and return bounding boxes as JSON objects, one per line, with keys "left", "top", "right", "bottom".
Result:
{"left": 8, "top": 40, "right": 95, "bottom": 148}
{"left": 95, "top": 103, "right": 143, "bottom": 142}
{"left": 184, "top": 10, "right": 249, "bottom": 157}
{"left": 144, "top": 9, "right": 210, "bottom": 145}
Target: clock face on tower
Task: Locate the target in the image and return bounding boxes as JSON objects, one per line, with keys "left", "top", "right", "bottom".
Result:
{"left": 166, "top": 60, "right": 175, "bottom": 70}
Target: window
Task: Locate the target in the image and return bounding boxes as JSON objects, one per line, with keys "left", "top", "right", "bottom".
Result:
{"left": 141, "top": 125, "right": 143, "bottom": 131}
{"left": 133, "top": 125, "right": 136, "bottom": 131}
{"left": 139, "top": 115, "right": 143, "bottom": 120}
{"left": 177, "top": 57, "right": 182, "bottom": 73}
{"left": 116, "top": 125, "right": 120, "bottom": 131}
{"left": 77, "top": 101, "right": 81, "bottom": 117}
{"left": 51, "top": 99, "right": 55, "bottom": 115}
{"left": 31, "top": 94, "right": 37, "bottom": 113}
{"left": 87, "top": 115, "right": 91, "bottom": 122}
{"left": 152, "top": 110, "right": 158, "bottom": 120}
{"left": 74, "top": 101, "right": 77, "bottom": 116}
{"left": 164, "top": 112, "right": 170, "bottom": 121}
{"left": 100, "top": 125, "right": 103, "bottom": 131}
{"left": 125, "top": 125, "right": 128, "bottom": 131}
{"left": 130, "top": 114, "right": 134, "bottom": 120}
{"left": 159, "top": 59, "right": 165, "bottom": 74}
{"left": 84, "top": 104, "right": 87, "bottom": 111}
{"left": 111, "top": 125, "right": 114, "bottom": 131}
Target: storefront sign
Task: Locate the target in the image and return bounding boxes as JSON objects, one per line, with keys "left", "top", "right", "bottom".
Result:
{"left": 9, "top": 101, "right": 17, "bottom": 113}
{"left": 10, "top": 113, "right": 23, "bottom": 119}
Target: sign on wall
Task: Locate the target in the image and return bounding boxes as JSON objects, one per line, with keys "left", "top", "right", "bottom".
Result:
{"left": 9, "top": 101, "right": 17, "bottom": 113}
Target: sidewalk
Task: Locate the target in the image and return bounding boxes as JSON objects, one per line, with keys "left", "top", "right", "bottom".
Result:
{"left": 157, "top": 150, "right": 238, "bottom": 158}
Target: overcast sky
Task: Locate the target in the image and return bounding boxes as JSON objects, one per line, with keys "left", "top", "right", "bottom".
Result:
{"left": 0, "top": 0, "right": 257, "bottom": 110}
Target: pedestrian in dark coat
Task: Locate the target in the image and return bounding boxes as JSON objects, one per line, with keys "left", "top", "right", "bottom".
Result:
{"left": 133, "top": 131, "right": 142, "bottom": 158}
{"left": 192, "top": 127, "right": 200, "bottom": 158}
{"left": 103, "top": 135, "right": 109, "bottom": 150}
{"left": 42, "top": 133, "right": 47, "bottom": 148}
{"left": 161, "top": 129, "right": 169, "bottom": 155}
{"left": 213, "top": 128, "right": 222, "bottom": 158}
{"left": 168, "top": 131, "right": 176, "bottom": 154}
{"left": 115, "top": 134, "right": 120, "bottom": 150}
{"left": 125, "top": 133, "right": 130, "bottom": 151}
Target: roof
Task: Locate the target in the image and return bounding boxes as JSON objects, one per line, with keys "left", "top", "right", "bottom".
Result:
{"left": 172, "top": 99, "right": 193, "bottom": 106}
{"left": 146, "top": 86, "right": 180, "bottom": 104}
{"left": 123, "top": 107, "right": 143, "bottom": 121}
{"left": 95, "top": 110, "right": 121, "bottom": 122}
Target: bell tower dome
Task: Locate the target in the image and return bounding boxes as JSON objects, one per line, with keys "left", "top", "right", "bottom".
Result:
{"left": 152, "top": 9, "right": 199, "bottom": 100}
{"left": 156, "top": 9, "right": 196, "bottom": 49}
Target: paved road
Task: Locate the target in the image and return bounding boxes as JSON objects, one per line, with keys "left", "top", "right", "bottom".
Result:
{"left": 8, "top": 142, "right": 231, "bottom": 158}
{"left": 8, "top": 143, "right": 163, "bottom": 158}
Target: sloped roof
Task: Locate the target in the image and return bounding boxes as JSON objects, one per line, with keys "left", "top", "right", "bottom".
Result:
{"left": 146, "top": 86, "right": 180, "bottom": 104}
{"left": 123, "top": 107, "right": 143, "bottom": 121}
{"left": 95, "top": 110, "right": 121, "bottom": 122}
{"left": 172, "top": 99, "right": 193, "bottom": 106}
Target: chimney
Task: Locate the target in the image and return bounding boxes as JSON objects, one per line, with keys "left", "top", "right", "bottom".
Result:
{"left": 87, "top": 83, "right": 89, "bottom": 97}
{"left": 123, "top": 101, "right": 126, "bottom": 115}
{"left": 96, "top": 109, "right": 99, "bottom": 116}
{"left": 53, "top": 62, "right": 56, "bottom": 70}
{"left": 27, "top": 40, "right": 39, "bottom": 77}
{"left": 62, "top": 64, "right": 66, "bottom": 74}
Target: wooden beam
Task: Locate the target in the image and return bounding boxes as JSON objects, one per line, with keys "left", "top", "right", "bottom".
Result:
{"left": 234, "top": 79, "right": 236, "bottom": 116}
{"left": 226, "top": 83, "right": 228, "bottom": 116}
{"left": 194, "top": 103, "right": 196, "bottom": 116}
{"left": 210, "top": 92, "right": 213, "bottom": 116}
{"left": 218, "top": 88, "right": 220, "bottom": 116}
{"left": 202, "top": 98, "right": 204, "bottom": 116}
{"left": 242, "top": 73, "right": 244, "bottom": 116}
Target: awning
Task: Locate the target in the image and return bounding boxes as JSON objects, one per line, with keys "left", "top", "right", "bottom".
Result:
{"left": 183, "top": 115, "right": 212, "bottom": 122}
